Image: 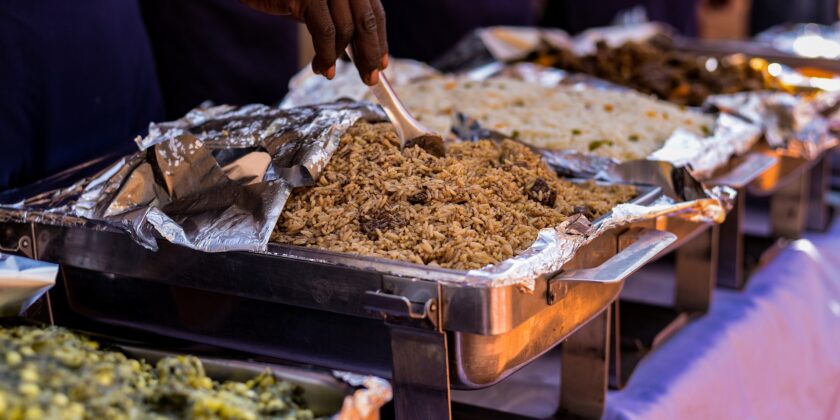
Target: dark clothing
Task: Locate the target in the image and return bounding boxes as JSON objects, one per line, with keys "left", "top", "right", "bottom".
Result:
{"left": 542, "top": 0, "right": 700, "bottom": 36}
{"left": 751, "top": 0, "right": 838, "bottom": 34}
{"left": 140, "top": 0, "right": 300, "bottom": 119}
{"left": 381, "top": 0, "right": 538, "bottom": 62}
{"left": 0, "top": 0, "right": 163, "bottom": 190}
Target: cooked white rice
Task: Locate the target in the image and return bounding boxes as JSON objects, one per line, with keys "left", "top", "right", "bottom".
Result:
{"left": 386, "top": 76, "right": 714, "bottom": 161}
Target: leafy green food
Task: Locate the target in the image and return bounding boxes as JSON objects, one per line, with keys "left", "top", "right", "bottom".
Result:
{"left": 0, "top": 325, "right": 314, "bottom": 420}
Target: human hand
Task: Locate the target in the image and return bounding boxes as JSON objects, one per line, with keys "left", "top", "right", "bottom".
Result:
{"left": 241, "top": 0, "right": 388, "bottom": 85}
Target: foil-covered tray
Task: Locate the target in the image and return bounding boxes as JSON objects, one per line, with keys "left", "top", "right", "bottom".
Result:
{"left": 1, "top": 102, "right": 387, "bottom": 254}
{"left": 279, "top": 57, "right": 764, "bottom": 181}
{"left": 0, "top": 101, "right": 731, "bottom": 291}
{"left": 419, "top": 25, "right": 840, "bottom": 176}
{"left": 0, "top": 100, "right": 741, "bottom": 395}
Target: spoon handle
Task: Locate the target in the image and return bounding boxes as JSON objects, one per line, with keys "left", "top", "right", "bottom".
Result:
{"left": 344, "top": 47, "right": 430, "bottom": 148}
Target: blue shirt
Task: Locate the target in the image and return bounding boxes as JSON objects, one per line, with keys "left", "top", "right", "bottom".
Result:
{"left": 0, "top": 0, "right": 163, "bottom": 190}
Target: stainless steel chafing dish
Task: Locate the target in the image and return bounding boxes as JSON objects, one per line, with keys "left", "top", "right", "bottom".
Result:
{"left": 0, "top": 99, "right": 729, "bottom": 419}
{"left": 0, "top": 182, "right": 675, "bottom": 419}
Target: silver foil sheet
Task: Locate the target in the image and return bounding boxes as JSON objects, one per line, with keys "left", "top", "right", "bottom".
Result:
{"left": 280, "top": 58, "right": 439, "bottom": 109}
{"left": 0, "top": 102, "right": 387, "bottom": 253}
{"left": 461, "top": 182, "right": 732, "bottom": 291}
{"left": 0, "top": 254, "right": 57, "bottom": 317}
{"left": 649, "top": 113, "right": 763, "bottom": 179}
{"left": 706, "top": 91, "right": 840, "bottom": 159}
{"left": 449, "top": 61, "right": 764, "bottom": 180}
{"left": 755, "top": 23, "right": 840, "bottom": 60}
{"left": 429, "top": 24, "right": 840, "bottom": 167}
{"left": 0, "top": 87, "right": 730, "bottom": 292}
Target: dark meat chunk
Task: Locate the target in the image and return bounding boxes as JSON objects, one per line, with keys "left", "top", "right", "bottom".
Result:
{"left": 528, "top": 177, "right": 557, "bottom": 207}
{"left": 358, "top": 209, "right": 406, "bottom": 240}
{"left": 564, "top": 213, "right": 592, "bottom": 235}
{"left": 405, "top": 135, "right": 446, "bottom": 158}
{"left": 636, "top": 62, "right": 676, "bottom": 98}
{"left": 573, "top": 205, "right": 595, "bottom": 219}
{"left": 529, "top": 39, "right": 786, "bottom": 107}
{"left": 408, "top": 190, "right": 429, "bottom": 205}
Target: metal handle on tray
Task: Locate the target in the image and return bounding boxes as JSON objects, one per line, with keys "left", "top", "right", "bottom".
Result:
{"left": 547, "top": 229, "right": 676, "bottom": 305}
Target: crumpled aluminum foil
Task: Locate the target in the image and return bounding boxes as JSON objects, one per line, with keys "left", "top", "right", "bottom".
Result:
{"left": 428, "top": 24, "right": 840, "bottom": 170}
{"left": 0, "top": 104, "right": 729, "bottom": 292}
{"left": 755, "top": 23, "right": 840, "bottom": 60}
{"left": 430, "top": 26, "right": 572, "bottom": 73}
{"left": 0, "top": 102, "right": 387, "bottom": 253}
{"left": 281, "top": 58, "right": 439, "bottom": 109}
{"left": 571, "top": 22, "right": 671, "bottom": 55}
{"left": 447, "top": 62, "right": 763, "bottom": 180}
{"left": 649, "top": 113, "right": 763, "bottom": 179}
{"left": 706, "top": 91, "right": 840, "bottom": 159}
{"left": 461, "top": 179, "right": 733, "bottom": 291}
{"left": 0, "top": 253, "right": 57, "bottom": 317}
{"left": 290, "top": 55, "right": 762, "bottom": 181}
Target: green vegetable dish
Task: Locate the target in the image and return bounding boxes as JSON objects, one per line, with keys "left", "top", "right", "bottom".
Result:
{"left": 0, "top": 325, "right": 314, "bottom": 420}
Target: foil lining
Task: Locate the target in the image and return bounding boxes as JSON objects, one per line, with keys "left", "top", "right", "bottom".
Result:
{"left": 0, "top": 103, "right": 387, "bottom": 253}
{"left": 288, "top": 55, "right": 762, "bottom": 180}
{"left": 429, "top": 24, "right": 839, "bottom": 169}
{"left": 0, "top": 254, "right": 57, "bottom": 317}
{"left": 281, "top": 58, "right": 439, "bottom": 109}
{"left": 755, "top": 23, "right": 840, "bottom": 60}
{"left": 460, "top": 183, "right": 732, "bottom": 291}
{"left": 649, "top": 113, "right": 763, "bottom": 179}
{"left": 281, "top": 55, "right": 755, "bottom": 181}
{"left": 471, "top": 62, "right": 766, "bottom": 178}
{"left": 571, "top": 22, "right": 671, "bottom": 55}
{"left": 706, "top": 91, "right": 840, "bottom": 159}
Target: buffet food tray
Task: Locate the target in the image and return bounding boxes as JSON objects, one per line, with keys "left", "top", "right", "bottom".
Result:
{"left": 0, "top": 318, "right": 390, "bottom": 420}
{"left": 0, "top": 181, "right": 675, "bottom": 420}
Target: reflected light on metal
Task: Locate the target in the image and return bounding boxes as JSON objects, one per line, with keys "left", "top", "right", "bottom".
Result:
{"left": 791, "top": 34, "right": 840, "bottom": 59}
{"left": 705, "top": 57, "right": 719, "bottom": 73}
{"left": 767, "top": 62, "right": 783, "bottom": 77}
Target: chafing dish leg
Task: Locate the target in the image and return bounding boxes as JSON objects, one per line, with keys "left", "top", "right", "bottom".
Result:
{"left": 675, "top": 223, "right": 718, "bottom": 313}
{"left": 608, "top": 301, "right": 622, "bottom": 390}
{"left": 557, "top": 306, "right": 611, "bottom": 419}
{"left": 770, "top": 158, "right": 810, "bottom": 239}
{"left": 717, "top": 189, "right": 746, "bottom": 289}
{"left": 389, "top": 324, "right": 452, "bottom": 420}
{"left": 806, "top": 153, "right": 831, "bottom": 232}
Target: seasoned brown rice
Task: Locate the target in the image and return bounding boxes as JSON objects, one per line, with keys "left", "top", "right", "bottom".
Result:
{"left": 272, "top": 122, "right": 636, "bottom": 270}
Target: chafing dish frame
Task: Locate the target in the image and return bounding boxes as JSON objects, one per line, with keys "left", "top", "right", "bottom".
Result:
{"left": 0, "top": 183, "right": 678, "bottom": 419}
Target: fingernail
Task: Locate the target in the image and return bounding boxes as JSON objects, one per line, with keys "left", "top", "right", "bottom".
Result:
{"left": 367, "top": 70, "right": 380, "bottom": 85}
{"left": 326, "top": 65, "right": 336, "bottom": 80}
{"left": 380, "top": 56, "right": 389, "bottom": 70}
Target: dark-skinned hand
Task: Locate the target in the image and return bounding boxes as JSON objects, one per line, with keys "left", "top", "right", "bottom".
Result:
{"left": 241, "top": 0, "right": 388, "bottom": 85}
